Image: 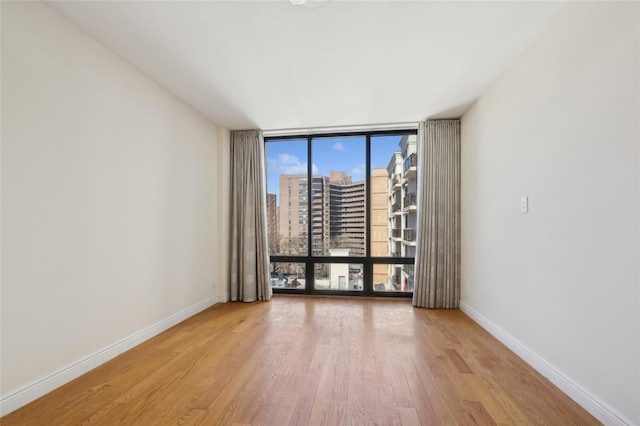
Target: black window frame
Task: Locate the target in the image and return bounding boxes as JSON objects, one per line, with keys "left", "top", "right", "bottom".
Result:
{"left": 266, "top": 129, "right": 417, "bottom": 298}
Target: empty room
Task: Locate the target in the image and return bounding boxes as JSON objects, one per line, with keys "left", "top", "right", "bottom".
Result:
{"left": 1, "top": 0, "right": 638, "bottom": 425}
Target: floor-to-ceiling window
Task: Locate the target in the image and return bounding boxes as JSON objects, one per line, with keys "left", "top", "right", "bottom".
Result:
{"left": 265, "top": 130, "right": 417, "bottom": 297}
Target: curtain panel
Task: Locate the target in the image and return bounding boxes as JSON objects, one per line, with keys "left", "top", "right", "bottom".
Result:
{"left": 413, "top": 120, "right": 461, "bottom": 309}
{"left": 229, "top": 130, "right": 271, "bottom": 302}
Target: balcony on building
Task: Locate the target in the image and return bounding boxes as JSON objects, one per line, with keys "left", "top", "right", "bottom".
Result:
{"left": 391, "top": 173, "right": 403, "bottom": 190}
{"left": 403, "top": 153, "right": 417, "bottom": 179}
{"left": 392, "top": 199, "right": 402, "bottom": 215}
{"left": 403, "top": 228, "right": 416, "bottom": 244}
{"left": 403, "top": 193, "right": 417, "bottom": 211}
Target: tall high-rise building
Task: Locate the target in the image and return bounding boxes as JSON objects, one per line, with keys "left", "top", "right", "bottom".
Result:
{"left": 310, "top": 175, "right": 330, "bottom": 256}
{"left": 274, "top": 171, "right": 370, "bottom": 258}
{"left": 328, "top": 171, "right": 365, "bottom": 257}
{"left": 278, "top": 174, "right": 310, "bottom": 255}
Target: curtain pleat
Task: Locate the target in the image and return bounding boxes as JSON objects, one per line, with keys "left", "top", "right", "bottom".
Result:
{"left": 413, "top": 120, "right": 461, "bottom": 309}
{"left": 230, "top": 130, "right": 271, "bottom": 302}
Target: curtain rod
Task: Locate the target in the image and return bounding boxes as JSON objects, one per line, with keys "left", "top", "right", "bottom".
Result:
{"left": 262, "top": 121, "right": 420, "bottom": 137}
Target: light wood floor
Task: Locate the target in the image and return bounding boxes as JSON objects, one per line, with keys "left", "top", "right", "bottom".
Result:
{"left": 2, "top": 296, "right": 600, "bottom": 425}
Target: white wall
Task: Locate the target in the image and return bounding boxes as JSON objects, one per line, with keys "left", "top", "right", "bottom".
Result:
{"left": 1, "top": 1, "right": 230, "bottom": 412}
{"left": 461, "top": 2, "right": 639, "bottom": 424}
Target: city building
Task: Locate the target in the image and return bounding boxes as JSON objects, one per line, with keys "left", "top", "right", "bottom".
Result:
{"left": 310, "top": 175, "right": 330, "bottom": 256}
{"left": 277, "top": 174, "right": 310, "bottom": 255}
{"left": 327, "top": 171, "right": 365, "bottom": 257}
{"left": 272, "top": 158, "right": 413, "bottom": 291}
{"left": 386, "top": 135, "right": 417, "bottom": 290}
{"left": 371, "top": 168, "right": 389, "bottom": 285}
{"left": 275, "top": 171, "right": 370, "bottom": 258}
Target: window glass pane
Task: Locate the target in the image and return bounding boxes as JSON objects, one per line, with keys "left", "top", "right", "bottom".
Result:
{"left": 266, "top": 131, "right": 416, "bottom": 296}
{"left": 265, "top": 139, "right": 308, "bottom": 256}
{"left": 373, "top": 264, "right": 414, "bottom": 292}
{"left": 371, "top": 135, "right": 417, "bottom": 257}
{"left": 270, "top": 262, "right": 306, "bottom": 289}
{"left": 314, "top": 263, "right": 363, "bottom": 291}
{"left": 311, "top": 136, "right": 366, "bottom": 257}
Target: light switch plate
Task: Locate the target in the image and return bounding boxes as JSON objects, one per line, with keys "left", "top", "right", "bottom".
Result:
{"left": 520, "top": 196, "right": 528, "bottom": 214}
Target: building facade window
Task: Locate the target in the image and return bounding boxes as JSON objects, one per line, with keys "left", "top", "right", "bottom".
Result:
{"left": 265, "top": 130, "right": 417, "bottom": 297}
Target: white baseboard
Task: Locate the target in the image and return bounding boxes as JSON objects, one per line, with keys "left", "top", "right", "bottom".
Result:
{"left": 459, "top": 301, "right": 633, "bottom": 426}
{"left": 0, "top": 294, "right": 226, "bottom": 416}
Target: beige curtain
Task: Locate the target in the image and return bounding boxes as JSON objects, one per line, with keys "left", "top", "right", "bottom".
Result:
{"left": 413, "top": 120, "right": 461, "bottom": 309}
{"left": 230, "top": 130, "right": 271, "bottom": 302}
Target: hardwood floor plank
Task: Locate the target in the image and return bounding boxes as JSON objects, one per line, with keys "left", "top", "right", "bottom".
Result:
{"left": 287, "top": 365, "right": 322, "bottom": 426}
{"left": 445, "top": 348, "right": 474, "bottom": 374}
{"left": 462, "top": 374, "right": 515, "bottom": 425}
{"left": 1, "top": 296, "right": 601, "bottom": 426}
{"left": 399, "top": 406, "right": 421, "bottom": 426}
{"left": 405, "top": 371, "right": 441, "bottom": 425}
{"left": 267, "top": 390, "right": 298, "bottom": 425}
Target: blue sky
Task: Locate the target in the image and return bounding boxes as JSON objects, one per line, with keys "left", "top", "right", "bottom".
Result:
{"left": 266, "top": 135, "right": 403, "bottom": 202}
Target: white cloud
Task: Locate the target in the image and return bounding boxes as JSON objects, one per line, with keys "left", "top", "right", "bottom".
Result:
{"left": 351, "top": 163, "right": 366, "bottom": 178}
{"left": 268, "top": 153, "right": 306, "bottom": 174}
{"left": 332, "top": 142, "right": 346, "bottom": 152}
{"left": 267, "top": 154, "right": 320, "bottom": 176}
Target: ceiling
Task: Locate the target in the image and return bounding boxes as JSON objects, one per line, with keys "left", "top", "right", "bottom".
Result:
{"left": 47, "top": 1, "right": 567, "bottom": 131}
